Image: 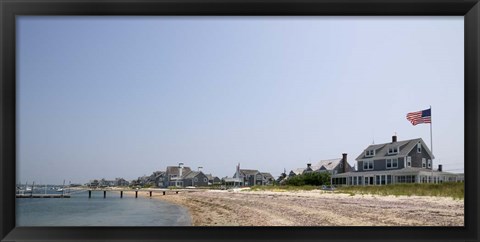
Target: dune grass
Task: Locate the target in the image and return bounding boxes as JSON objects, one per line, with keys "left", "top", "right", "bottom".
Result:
{"left": 335, "top": 182, "right": 464, "bottom": 199}
{"left": 249, "top": 185, "right": 320, "bottom": 192}
{"left": 248, "top": 182, "right": 464, "bottom": 199}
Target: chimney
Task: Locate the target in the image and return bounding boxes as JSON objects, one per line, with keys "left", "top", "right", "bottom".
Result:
{"left": 342, "top": 153, "right": 348, "bottom": 173}
{"left": 178, "top": 163, "right": 184, "bottom": 177}
{"left": 392, "top": 135, "right": 397, "bottom": 143}
{"left": 438, "top": 164, "right": 442, "bottom": 172}
{"left": 307, "top": 163, "right": 311, "bottom": 169}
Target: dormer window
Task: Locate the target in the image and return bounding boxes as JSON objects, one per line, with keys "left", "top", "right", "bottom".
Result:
{"left": 417, "top": 143, "right": 422, "bottom": 153}
{"left": 388, "top": 147, "right": 399, "bottom": 154}
{"left": 365, "top": 150, "right": 375, "bottom": 157}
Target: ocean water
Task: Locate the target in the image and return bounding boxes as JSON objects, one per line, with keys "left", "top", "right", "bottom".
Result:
{"left": 16, "top": 190, "right": 191, "bottom": 226}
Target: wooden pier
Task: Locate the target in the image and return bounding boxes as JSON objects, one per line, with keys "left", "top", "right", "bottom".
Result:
{"left": 16, "top": 190, "right": 180, "bottom": 199}
{"left": 16, "top": 194, "right": 71, "bottom": 198}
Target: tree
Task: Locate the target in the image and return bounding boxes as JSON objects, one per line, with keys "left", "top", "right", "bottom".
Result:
{"left": 276, "top": 172, "right": 287, "bottom": 183}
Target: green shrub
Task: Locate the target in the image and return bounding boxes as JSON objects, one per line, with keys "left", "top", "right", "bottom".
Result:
{"left": 285, "top": 172, "right": 331, "bottom": 186}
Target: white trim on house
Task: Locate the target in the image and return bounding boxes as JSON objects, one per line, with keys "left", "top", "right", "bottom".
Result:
{"left": 422, "top": 158, "right": 426, "bottom": 168}
{"left": 417, "top": 143, "right": 422, "bottom": 153}
{"left": 406, "top": 156, "right": 412, "bottom": 167}
{"left": 388, "top": 146, "right": 399, "bottom": 155}
{"left": 365, "top": 149, "right": 375, "bottom": 157}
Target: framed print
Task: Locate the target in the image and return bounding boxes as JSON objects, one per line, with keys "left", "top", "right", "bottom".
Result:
{"left": 1, "top": 0, "right": 479, "bottom": 241}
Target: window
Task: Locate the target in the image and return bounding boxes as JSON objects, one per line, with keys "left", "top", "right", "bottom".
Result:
{"left": 363, "top": 161, "right": 374, "bottom": 170}
{"left": 204, "top": 178, "right": 208, "bottom": 182}
{"left": 386, "top": 158, "right": 398, "bottom": 169}
{"left": 406, "top": 156, "right": 412, "bottom": 167}
{"left": 194, "top": 177, "right": 198, "bottom": 182}
{"left": 417, "top": 143, "right": 422, "bottom": 153}
{"left": 422, "top": 158, "right": 426, "bottom": 168}
{"left": 427, "top": 159, "right": 432, "bottom": 168}
{"left": 388, "top": 146, "right": 399, "bottom": 154}
{"left": 365, "top": 150, "right": 375, "bottom": 157}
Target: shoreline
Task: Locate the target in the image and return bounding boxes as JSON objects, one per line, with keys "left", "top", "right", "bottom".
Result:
{"left": 151, "top": 189, "right": 464, "bottom": 226}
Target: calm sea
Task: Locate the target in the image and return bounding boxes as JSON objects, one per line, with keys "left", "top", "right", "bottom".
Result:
{"left": 16, "top": 190, "right": 191, "bottom": 226}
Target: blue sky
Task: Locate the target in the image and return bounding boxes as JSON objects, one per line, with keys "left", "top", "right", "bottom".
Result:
{"left": 17, "top": 16, "right": 464, "bottom": 184}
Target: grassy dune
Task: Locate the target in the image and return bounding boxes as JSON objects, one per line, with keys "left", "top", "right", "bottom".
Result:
{"left": 249, "top": 182, "right": 464, "bottom": 199}
{"left": 335, "top": 182, "right": 464, "bottom": 199}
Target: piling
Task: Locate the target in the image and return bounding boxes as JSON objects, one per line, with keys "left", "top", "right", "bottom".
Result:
{"left": 149, "top": 191, "right": 152, "bottom": 197}
{"left": 103, "top": 191, "right": 106, "bottom": 198}
{"left": 135, "top": 190, "right": 138, "bottom": 198}
{"left": 163, "top": 191, "right": 165, "bottom": 195}
{"left": 120, "top": 191, "right": 123, "bottom": 198}
{"left": 88, "top": 190, "right": 91, "bottom": 198}
{"left": 176, "top": 191, "right": 178, "bottom": 194}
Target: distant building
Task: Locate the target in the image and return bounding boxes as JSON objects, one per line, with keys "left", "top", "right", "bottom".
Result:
{"left": 261, "top": 172, "right": 275, "bottom": 185}
{"left": 205, "top": 174, "right": 221, "bottom": 185}
{"left": 88, "top": 179, "right": 99, "bottom": 187}
{"left": 305, "top": 154, "right": 354, "bottom": 175}
{"left": 98, "top": 178, "right": 116, "bottom": 187}
{"left": 224, "top": 164, "right": 273, "bottom": 187}
{"left": 288, "top": 168, "right": 306, "bottom": 178}
{"left": 152, "top": 171, "right": 166, "bottom": 188}
{"left": 115, "top": 178, "right": 129, "bottom": 187}
{"left": 182, "top": 171, "right": 209, "bottom": 187}
{"left": 165, "top": 165, "right": 192, "bottom": 187}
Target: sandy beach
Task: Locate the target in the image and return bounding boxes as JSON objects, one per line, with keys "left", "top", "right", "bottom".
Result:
{"left": 142, "top": 189, "right": 464, "bottom": 226}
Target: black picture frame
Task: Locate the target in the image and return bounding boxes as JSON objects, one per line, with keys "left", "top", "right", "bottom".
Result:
{"left": 1, "top": 0, "right": 479, "bottom": 241}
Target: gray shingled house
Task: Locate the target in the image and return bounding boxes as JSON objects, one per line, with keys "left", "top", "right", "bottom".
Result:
{"left": 152, "top": 171, "right": 166, "bottom": 188}
{"left": 165, "top": 165, "right": 192, "bottom": 187}
{"left": 288, "top": 168, "right": 306, "bottom": 178}
{"left": 225, "top": 164, "right": 273, "bottom": 186}
{"left": 233, "top": 169, "right": 264, "bottom": 186}
{"left": 206, "top": 174, "right": 221, "bottom": 185}
{"left": 332, "top": 135, "right": 461, "bottom": 185}
{"left": 182, "top": 171, "right": 209, "bottom": 187}
{"left": 303, "top": 153, "right": 354, "bottom": 175}
{"left": 261, "top": 172, "right": 275, "bottom": 185}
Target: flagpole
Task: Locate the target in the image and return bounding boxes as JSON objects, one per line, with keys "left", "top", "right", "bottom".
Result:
{"left": 430, "top": 105, "right": 433, "bottom": 156}
{"left": 430, "top": 105, "right": 433, "bottom": 183}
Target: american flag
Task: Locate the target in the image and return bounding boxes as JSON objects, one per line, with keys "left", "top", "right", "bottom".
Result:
{"left": 406, "top": 108, "right": 431, "bottom": 125}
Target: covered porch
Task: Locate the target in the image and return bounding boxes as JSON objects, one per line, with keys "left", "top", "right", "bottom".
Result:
{"left": 332, "top": 168, "right": 461, "bottom": 186}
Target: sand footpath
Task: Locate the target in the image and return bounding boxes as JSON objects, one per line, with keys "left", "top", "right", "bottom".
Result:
{"left": 145, "top": 189, "right": 464, "bottom": 226}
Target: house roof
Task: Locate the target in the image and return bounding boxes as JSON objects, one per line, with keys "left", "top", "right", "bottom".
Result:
{"left": 154, "top": 171, "right": 166, "bottom": 179}
{"left": 166, "top": 166, "right": 192, "bottom": 176}
{"left": 205, "top": 174, "right": 214, "bottom": 180}
{"left": 182, "top": 171, "right": 204, "bottom": 179}
{"left": 290, "top": 168, "right": 305, "bottom": 175}
{"left": 311, "top": 158, "right": 343, "bottom": 171}
{"left": 240, "top": 169, "right": 260, "bottom": 176}
{"left": 261, "top": 172, "right": 274, "bottom": 179}
{"left": 355, "top": 138, "right": 434, "bottom": 161}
